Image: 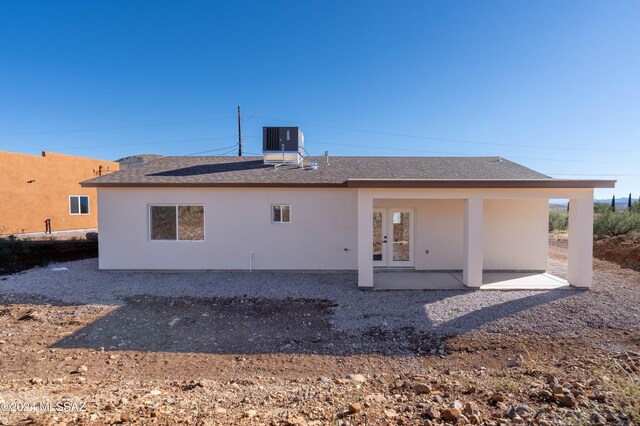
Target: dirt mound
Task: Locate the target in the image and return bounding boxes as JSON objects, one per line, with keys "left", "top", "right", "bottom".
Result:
{"left": 0, "top": 239, "right": 98, "bottom": 276}
{"left": 594, "top": 233, "right": 640, "bottom": 272}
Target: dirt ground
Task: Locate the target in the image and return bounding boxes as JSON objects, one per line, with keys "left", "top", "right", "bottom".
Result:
{"left": 0, "top": 240, "right": 639, "bottom": 425}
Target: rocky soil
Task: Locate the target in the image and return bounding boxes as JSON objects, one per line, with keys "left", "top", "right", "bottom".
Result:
{"left": 594, "top": 233, "right": 640, "bottom": 272}
{"left": 0, "top": 239, "right": 638, "bottom": 425}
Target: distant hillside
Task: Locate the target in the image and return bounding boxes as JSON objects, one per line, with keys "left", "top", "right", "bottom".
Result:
{"left": 550, "top": 198, "right": 638, "bottom": 211}
{"left": 116, "top": 154, "right": 163, "bottom": 169}
{"left": 595, "top": 198, "right": 638, "bottom": 210}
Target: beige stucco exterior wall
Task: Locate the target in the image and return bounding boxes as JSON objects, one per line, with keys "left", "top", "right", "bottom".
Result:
{"left": 483, "top": 199, "right": 548, "bottom": 270}
{"left": 373, "top": 199, "right": 465, "bottom": 269}
{"left": 0, "top": 151, "right": 119, "bottom": 234}
{"left": 97, "top": 187, "right": 359, "bottom": 270}
{"left": 373, "top": 198, "right": 548, "bottom": 271}
{"left": 98, "top": 187, "right": 551, "bottom": 272}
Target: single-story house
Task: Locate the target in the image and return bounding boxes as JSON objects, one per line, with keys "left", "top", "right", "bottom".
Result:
{"left": 81, "top": 127, "right": 615, "bottom": 290}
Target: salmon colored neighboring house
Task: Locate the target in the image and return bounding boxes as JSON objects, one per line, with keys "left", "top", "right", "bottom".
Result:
{"left": 0, "top": 151, "right": 119, "bottom": 235}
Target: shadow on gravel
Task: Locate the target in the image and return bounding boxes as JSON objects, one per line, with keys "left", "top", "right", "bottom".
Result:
{"left": 49, "top": 291, "right": 577, "bottom": 355}
{"left": 432, "top": 291, "right": 576, "bottom": 335}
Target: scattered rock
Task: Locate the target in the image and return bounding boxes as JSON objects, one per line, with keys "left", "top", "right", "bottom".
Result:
{"left": 197, "top": 378, "right": 214, "bottom": 388}
{"left": 384, "top": 409, "right": 397, "bottom": 418}
{"left": 18, "top": 311, "right": 43, "bottom": 322}
{"left": 507, "top": 354, "right": 524, "bottom": 367}
{"left": 285, "top": 416, "right": 305, "bottom": 425}
{"left": 30, "top": 377, "right": 43, "bottom": 385}
{"left": 347, "top": 374, "right": 366, "bottom": 383}
{"left": 244, "top": 409, "right": 257, "bottom": 418}
{"left": 507, "top": 405, "right": 534, "bottom": 419}
{"left": 119, "top": 412, "right": 132, "bottom": 423}
{"left": 604, "top": 410, "right": 618, "bottom": 422}
{"left": 463, "top": 402, "right": 478, "bottom": 416}
{"left": 441, "top": 407, "right": 461, "bottom": 422}
{"left": 468, "top": 413, "right": 481, "bottom": 424}
{"left": 537, "top": 389, "right": 553, "bottom": 400}
{"left": 364, "top": 393, "right": 386, "bottom": 402}
{"left": 425, "top": 406, "right": 440, "bottom": 420}
{"left": 413, "top": 383, "right": 432, "bottom": 394}
{"left": 558, "top": 394, "right": 577, "bottom": 409}
{"left": 348, "top": 402, "right": 361, "bottom": 414}
{"left": 590, "top": 412, "right": 606, "bottom": 426}
{"left": 73, "top": 365, "right": 88, "bottom": 374}
{"left": 489, "top": 392, "right": 505, "bottom": 404}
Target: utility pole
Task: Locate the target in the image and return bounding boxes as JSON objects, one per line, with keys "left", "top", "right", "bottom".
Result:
{"left": 237, "top": 105, "right": 242, "bottom": 157}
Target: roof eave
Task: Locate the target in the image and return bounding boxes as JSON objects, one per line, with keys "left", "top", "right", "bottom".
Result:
{"left": 80, "top": 181, "right": 348, "bottom": 188}
{"left": 346, "top": 179, "right": 616, "bottom": 189}
{"left": 81, "top": 178, "right": 617, "bottom": 189}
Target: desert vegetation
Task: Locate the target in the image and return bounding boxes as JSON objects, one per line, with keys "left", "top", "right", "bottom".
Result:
{"left": 549, "top": 198, "right": 640, "bottom": 237}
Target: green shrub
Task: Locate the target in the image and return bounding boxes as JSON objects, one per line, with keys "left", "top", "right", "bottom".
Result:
{"left": 594, "top": 202, "right": 612, "bottom": 213}
{"left": 549, "top": 210, "right": 568, "bottom": 232}
{"left": 593, "top": 210, "right": 640, "bottom": 237}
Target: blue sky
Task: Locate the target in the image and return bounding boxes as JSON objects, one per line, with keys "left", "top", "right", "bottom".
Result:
{"left": 1, "top": 1, "right": 638, "bottom": 198}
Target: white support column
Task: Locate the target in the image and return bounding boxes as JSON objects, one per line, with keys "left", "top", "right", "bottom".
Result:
{"left": 568, "top": 195, "right": 594, "bottom": 288}
{"left": 357, "top": 191, "right": 374, "bottom": 288}
{"left": 463, "top": 197, "right": 484, "bottom": 288}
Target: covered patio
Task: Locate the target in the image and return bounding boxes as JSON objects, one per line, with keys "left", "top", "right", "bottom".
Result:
{"left": 351, "top": 181, "right": 614, "bottom": 290}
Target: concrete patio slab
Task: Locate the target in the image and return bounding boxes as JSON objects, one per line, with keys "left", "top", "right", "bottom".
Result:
{"left": 374, "top": 270, "right": 573, "bottom": 290}
{"left": 448, "top": 271, "right": 573, "bottom": 290}
{"left": 480, "top": 272, "right": 572, "bottom": 290}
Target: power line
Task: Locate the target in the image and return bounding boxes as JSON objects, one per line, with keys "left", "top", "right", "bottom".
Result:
{"left": 15, "top": 136, "right": 237, "bottom": 153}
{"left": 220, "top": 146, "right": 240, "bottom": 156}
{"left": 186, "top": 144, "right": 239, "bottom": 156}
{"left": 249, "top": 114, "right": 626, "bottom": 153}
{"left": 0, "top": 116, "right": 234, "bottom": 136}
{"left": 242, "top": 135, "right": 619, "bottom": 164}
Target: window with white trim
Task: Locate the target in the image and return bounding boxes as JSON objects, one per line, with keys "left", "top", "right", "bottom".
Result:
{"left": 150, "top": 205, "right": 204, "bottom": 241}
{"left": 272, "top": 204, "right": 291, "bottom": 223}
{"left": 69, "top": 196, "right": 90, "bottom": 215}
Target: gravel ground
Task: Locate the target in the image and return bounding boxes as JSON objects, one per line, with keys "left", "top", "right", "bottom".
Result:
{"left": 2, "top": 254, "right": 639, "bottom": 342}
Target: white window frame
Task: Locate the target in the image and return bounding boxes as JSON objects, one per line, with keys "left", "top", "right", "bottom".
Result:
{"left": 148, "top": 204, "right": 206, "bottom": 242}
{"left": 69, "top": 195, "right": 90, "bottom": 215}
{"left": 271, "top": 204, "right": 291, "bottom": 224}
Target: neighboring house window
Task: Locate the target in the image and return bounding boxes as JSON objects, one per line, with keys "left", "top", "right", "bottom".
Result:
{"left": 272, "top": 204, "right": 291, "bottom": 223}
{"left": 149, "top": 205, "right": 204, "bottom": 241}
{"left": 69, "top": 196, "right": 90, "bottom": 215}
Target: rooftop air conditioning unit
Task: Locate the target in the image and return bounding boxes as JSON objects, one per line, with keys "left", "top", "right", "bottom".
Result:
{"left": 262, "top": 127, "right": 304, "bottom": 166}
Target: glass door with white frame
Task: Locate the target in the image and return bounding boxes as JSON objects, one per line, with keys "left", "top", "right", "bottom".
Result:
{"left": 372, "top": 208, "right": 414, "bottom": 268}
{"left": 372, "top": 209, "right": 387, "bottom": 266}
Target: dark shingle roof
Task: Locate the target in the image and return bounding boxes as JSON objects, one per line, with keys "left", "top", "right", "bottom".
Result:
{"left": 81, "top": 156, "right": 614, "bottom": 188}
